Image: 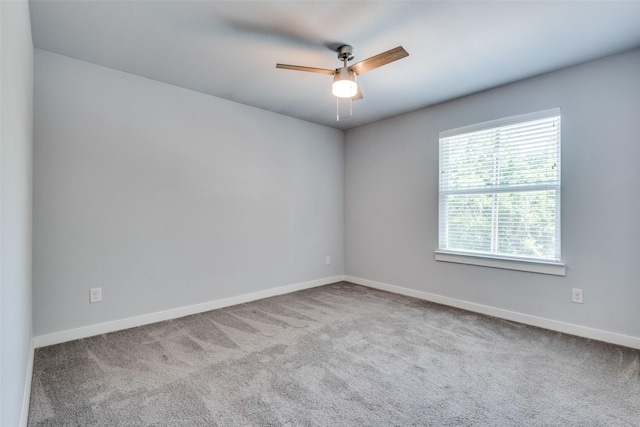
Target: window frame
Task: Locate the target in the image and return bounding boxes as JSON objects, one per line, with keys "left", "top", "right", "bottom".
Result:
{"left": 435, "top": 108, "right": 565, "bottom": 276}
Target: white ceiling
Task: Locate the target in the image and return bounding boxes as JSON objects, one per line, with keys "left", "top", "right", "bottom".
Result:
{"left": 29, "top": 1, "right": 640, "bottom": 130}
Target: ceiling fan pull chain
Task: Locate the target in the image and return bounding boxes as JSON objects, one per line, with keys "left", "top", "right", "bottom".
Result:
{"left": 336, "top": 97, "right": 340, "bottom": 121}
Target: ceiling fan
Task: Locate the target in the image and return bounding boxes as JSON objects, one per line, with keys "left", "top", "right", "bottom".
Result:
{"left": 276, "top": 45, "right": 409, "bottom": 100}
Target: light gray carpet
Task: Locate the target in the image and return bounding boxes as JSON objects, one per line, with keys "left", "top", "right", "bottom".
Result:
{"left": 29, "top": 282, "right": 640, "bottom": 426}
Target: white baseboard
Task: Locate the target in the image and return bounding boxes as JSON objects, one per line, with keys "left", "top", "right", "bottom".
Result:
{"left": 20, "top": 338, "right": 35, "bottom": 427}
{"left": 345, "top": 275, "right": 640, "bottom": 350}
{"left": 34, "top": 273, "right": 639, "bottom": 350}
{"left": 34, "top": 275, "right": 345, "bottom": 348}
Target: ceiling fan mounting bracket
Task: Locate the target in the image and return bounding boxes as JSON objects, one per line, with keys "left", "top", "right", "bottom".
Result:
{"left": 337, "top": 45, "right": 355, "bottom": 62}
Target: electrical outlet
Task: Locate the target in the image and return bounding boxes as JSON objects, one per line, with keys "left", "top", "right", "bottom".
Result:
{"left": 325, "top": 255, "right": 331, "bottom": 265}
{"left": 571, "top": 288, "right": 583, "bottom": 304}
{"left": 90, "top": 287, "right": 102, "bottom": 303}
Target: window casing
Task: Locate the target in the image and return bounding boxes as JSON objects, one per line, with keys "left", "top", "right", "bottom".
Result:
{"left": 437, "top": 109, "right": 563, "bottom": 275}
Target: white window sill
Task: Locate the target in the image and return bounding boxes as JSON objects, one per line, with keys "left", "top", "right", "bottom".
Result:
{"left": 434, "top": 251, "right": 566, "bottom": 276}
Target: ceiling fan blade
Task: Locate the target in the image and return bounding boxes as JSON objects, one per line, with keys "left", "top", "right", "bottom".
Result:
{"left": 350, "top": 46, "right": 409, "bottom": 75}
{"left": 276, "top": 64, "right": 335, "bottom": 75}
{"left": 229, "top": 20, "right": 330, "bottom": 51}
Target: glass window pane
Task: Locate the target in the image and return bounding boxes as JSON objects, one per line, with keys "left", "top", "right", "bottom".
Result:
{"left": 438, "top": 109, "right": 561, "bottom": 262}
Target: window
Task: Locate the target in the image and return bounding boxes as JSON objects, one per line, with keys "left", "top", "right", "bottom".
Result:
{"left": 436, "top": 108, "right": 564, "bottom": 275}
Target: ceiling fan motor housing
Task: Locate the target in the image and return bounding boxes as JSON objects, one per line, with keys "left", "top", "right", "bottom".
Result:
{"left": 337, "top": 45, "right": 355, "bottom": 62}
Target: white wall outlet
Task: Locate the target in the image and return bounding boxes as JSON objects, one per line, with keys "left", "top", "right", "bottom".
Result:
{"left": 90, "top": 287, "right": 102, "bottom": 303}
{"left": 571, "top": 288, "right": 583, "bottom": 304}
{"left": 325, "top": 255, "right": 331, "bottom": 265}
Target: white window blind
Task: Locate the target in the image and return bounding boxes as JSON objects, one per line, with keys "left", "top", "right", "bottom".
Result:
{"left": 438, "top": 109, "right": 561, "bottom": 263}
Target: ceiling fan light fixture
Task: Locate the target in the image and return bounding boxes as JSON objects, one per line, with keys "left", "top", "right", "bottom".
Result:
{"left": 332, "top": 67, "right": 357, "bottom": 98}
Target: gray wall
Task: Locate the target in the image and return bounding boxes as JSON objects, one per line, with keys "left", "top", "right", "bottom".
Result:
{"left": 1, "top": 0, "right": 34, "bottom": 425}
{"left": 345, "top": 49, "right": 640, "bottom": 339}
{"left": 33, "top": 50, "right": 344, "bottom": 336}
